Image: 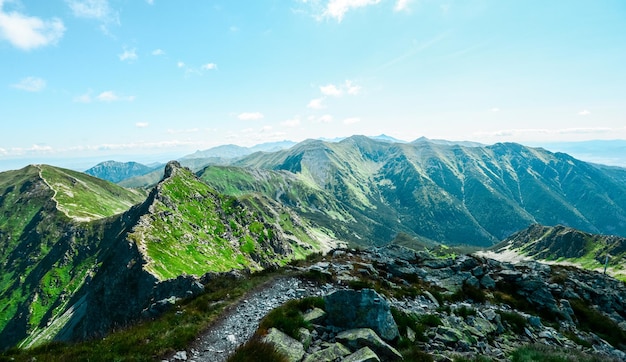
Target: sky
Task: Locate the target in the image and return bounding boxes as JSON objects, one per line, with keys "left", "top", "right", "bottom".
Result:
{"left": 1, "top": 0, "right": 626, "bottom": 171}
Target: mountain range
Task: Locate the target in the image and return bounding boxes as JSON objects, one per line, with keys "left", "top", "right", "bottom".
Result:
{"left": 2, "top": 136, "right": 626, "bottom": 351}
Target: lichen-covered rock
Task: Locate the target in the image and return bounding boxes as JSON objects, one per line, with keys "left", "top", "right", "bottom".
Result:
{"left": 262, "top": 327, "right": 304, "bottom": 362}
{"left": 342, "top": 346, "right": 381, "bottom": 362}
{"left": 304, "top": 307, "right": 326, "bottom": 324}
{"left": 303, "top": 342, "right": 351, "bottom": 362}
{"left": 324, "top": 289, "right": 399, "bottom": 341}
{"left": 336, "top": 328, "right": 402, "bottom": 361}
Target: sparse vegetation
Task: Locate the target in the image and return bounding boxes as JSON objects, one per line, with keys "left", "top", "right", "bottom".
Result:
{"left": 257, "top": 297, "right": 324, "bottom": 339}
{"left": 227, "top": 337, "right": 289, "bottom": 362}
{"left": 510, "top": 344, "right": 609, "bottom": 362}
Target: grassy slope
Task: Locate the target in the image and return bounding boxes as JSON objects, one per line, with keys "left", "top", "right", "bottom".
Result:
{"left": 127, "top": 165, "right": 322, "bottom": 280}
{"left": 500, "top": 224, "right": 626, "bottom": 281}
{"left": 39, "top": 165, "right": 146, "bottom": 221}
{"left": 235, "top": 137, "right": 626, "bottom": 247}
{"left": 0, "top": 165, "right": 147, "bottom": 349}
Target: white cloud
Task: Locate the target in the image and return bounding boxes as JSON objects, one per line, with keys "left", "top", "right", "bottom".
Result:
{"left": 318, "top": 80, "right": 361, "bottom": 98}
{"left": 343, "top": 117, "right": 361, "bottom": 124}
{"left": 312, "top": 114, "right": 333, "bottom": 123}
{"left": 167, "top": 128, "right": 200, "bottom": 134}
{"left": 260, "top": 125, "right": 273, "bottom": 132}
{"left": 74, "top": 90, "right": 92, "bottom": 103}
{"left": 177, "top": 61, "right": 185, "bottom": 68}
{"left": 66, "top": 0, "right": 113, "bottom": 20}
{"left": 320, "top": 84, "right": 342, "bottom": 96}
{"left": 238, "top": 112, "right": 264, "bottom": 121}
{"left": 345, "top": 80, "right": 361, "bottom": 95}
{"left": 578, "top": 109, "right": 591, "bottom": 116}
{"left": 0, "top": 2, "right": 65, "bottom": 50}
{"left": 12, "top": 76, "right": 46, "bottom": 92}
{"left": 66, "top": 0, "right": 120, "bottom": 34}
{"left": 118, "top": 47, "right": 137, "bottom": 62}
{"left": 151, "top": 48, "right": 165, "bottom": 56}
{"left": 201, "top": 63, "right": 217, "bottom": 70}
{"left": 491, "top": 107, "right": 500, "bottom": 112}
{"left": 136, "top": 122, "right": 149, "bottom": 128}
{"left": 281, "top": 118, "right": 301, "bottom": 127}
{"left": 96, "top": 91, "right": 135, "bottom": 102}
{"left": 394, "top": 0, "right": 411, "bottom": 12}
{"left": 323, "top": 0, "right": 381, "bottom": 22}
{"left": 307, "top": 97, "right": 326, "bottom": 109}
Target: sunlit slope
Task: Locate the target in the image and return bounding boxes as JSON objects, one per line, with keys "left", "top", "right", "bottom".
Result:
{"left": 38, "top": 165, "right": 146, "bottom": 221}
{"left": 0, "top": 165, "right": 145, "bottom": 350}
{"left": 492, "top": 224, "right": 626, "bottom": 281}
{"left": 235, "top": 136, "right": 626, "bottom": 246}
{"left": 127, "top": 162, "right": 326, "bottom": 280}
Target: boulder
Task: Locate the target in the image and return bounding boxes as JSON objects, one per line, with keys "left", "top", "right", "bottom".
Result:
{"left": 304, "top": 307, "right": 327, "bottom": 324}
{"left": 303, "top": 342, "right": 351, "bottom": 362}
{"left": 262, "top": 328, "right": 305, "bottom": 362}
{"left": 324, "top": 289, "right": 399, "bottom": 341}
{"left": 342, "top": 346, "right": 381, "bottom": 362}
{"left": 336, "top": 328, "right": 403, "bottom": 361}
{"left": 480, "top": 274, "right": 496, "bottom": 289}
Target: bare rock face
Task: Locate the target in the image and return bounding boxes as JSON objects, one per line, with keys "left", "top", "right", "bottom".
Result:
{"left": 163, "top": 160, "right": 182, "bottom": 179}
{"left": 323, "top": 289, "right": 399, "bottom": 341}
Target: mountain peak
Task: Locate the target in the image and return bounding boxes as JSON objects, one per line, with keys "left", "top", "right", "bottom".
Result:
{"left": 164, "top": 160, "right": 183, "bottom": 179}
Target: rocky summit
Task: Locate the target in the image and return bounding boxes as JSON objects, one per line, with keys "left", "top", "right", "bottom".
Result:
{"left": 224, "top": 245, "right": 626, "bottom": 362}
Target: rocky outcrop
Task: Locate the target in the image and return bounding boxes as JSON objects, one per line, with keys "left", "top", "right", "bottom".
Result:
{"left": 324, "top": 289, "right": 399, "bottom": 341}
{"left": 248, "top": 245, "right": 626, "bottom": 362}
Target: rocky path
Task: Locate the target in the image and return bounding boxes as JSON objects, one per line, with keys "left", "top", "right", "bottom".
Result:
{"left": 170, "top": 276, "right": 331, "bottom": 362}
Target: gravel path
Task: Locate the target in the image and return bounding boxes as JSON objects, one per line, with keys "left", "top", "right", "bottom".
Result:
{"left": 173, "top": 276, "right": 332, "bottom": 362}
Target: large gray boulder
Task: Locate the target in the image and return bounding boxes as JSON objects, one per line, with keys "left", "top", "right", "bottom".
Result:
{"left": 336, "top": 328, "right": 403, "bottom": 361}
{"left": 262, "top": 327, "right": 305, "bottom": 362}
{"left": 342, "top": 346, "right": 381, "bottom": 362}
{"left": 324, "top": 289, "right": 399, "bottom": 341}
{"left": 303, "top": 342, "right": 351, "bottom": 362}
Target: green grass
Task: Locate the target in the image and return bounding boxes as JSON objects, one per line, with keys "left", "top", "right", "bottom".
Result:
{"left": 569, "top": 298, "right": 626, "bottom": 349}
{"left": 510, "top": 344, "right": 608, "bottom": 362}
{"left": 0, "top": 272, "right": 277, "bottom": 362}
{"left": 497, "top": 311, "right": 527, "bottom": 334}
{"left": 257, "top": 297, "right": 324, "bottom": 339}
{"left": 227, "top": 337, "right": 289, "bottom": 362}
{"left": 39, "top": 165, "right": 145, "bottom": 221}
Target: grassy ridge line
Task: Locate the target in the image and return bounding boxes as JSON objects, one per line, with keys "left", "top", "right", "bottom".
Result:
{"left": 37, "top": 165, "right": 146, "bottom": 221}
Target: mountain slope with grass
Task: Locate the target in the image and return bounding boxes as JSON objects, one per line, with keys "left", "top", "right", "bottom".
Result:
{"left": 233, "top": 136, "right": 626, "bottom": 247}
{"left": 488, "top": 224, "right": 626, "bottom": 281}
{"left": 0, "top": 165, "right": 146, "bottom": 349}
{"left": 0, "top": 162, "right": 329, "bottom": 351}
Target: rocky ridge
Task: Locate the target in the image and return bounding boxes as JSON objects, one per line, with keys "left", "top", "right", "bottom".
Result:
{"left": 184, "top": 246, "right": 626, "bottom": 362}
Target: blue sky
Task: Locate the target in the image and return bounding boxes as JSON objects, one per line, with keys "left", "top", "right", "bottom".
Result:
{"left": 1, "top": 0, "right": 625, "bottom": 170}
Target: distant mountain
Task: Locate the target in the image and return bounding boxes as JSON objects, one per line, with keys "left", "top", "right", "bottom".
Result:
{"left": 370, "top": 134, "right": 406, "bottom": 143}
{"left": 226, "top": 135, "right": 626, "bottom": 246}
{"left": 181, "top": 140, "right": 297, "bottom": 160}
{"left": 412, "top": 136, "right": 484, "bottom": 147}
{"left": 487, "top": 224, "right": 626, "bottom": 281}
{"left": 0, "top": 162, "right": 328, "bottom": 350}
{"left": 84, "top": 160, "right": 162, "bottom": 183}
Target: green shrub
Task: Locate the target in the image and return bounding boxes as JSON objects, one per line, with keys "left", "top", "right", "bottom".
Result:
{"left": 258, "top": 297, "right": 324, "bottom": 339}
{"left": 227, "top": 337, "right": 289, "bottom": 362}
{"left": 498, "top": 311, "right": 527, "bottom": 334}
{"left": 569, "top": 299, "right": 626, "bottom": 349}
{"left": 455, "top": 305, "right": 477, "bottom": 318}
